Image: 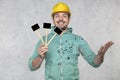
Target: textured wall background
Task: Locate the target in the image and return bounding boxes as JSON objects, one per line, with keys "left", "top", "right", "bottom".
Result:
{"left": 0, "top": 0, "right": 120, "bottom": 80}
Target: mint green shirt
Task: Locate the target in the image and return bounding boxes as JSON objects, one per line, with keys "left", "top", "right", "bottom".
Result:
{"left": 28, "top": 27, "right": 101, "bottom": 80}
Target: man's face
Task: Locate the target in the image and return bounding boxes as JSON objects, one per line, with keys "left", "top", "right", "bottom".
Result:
{"left": 53, "top": 12, "right": 70, "bottom": 30}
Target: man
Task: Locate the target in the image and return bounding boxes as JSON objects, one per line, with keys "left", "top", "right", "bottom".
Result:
{"left": 28, "top": 2, "right": 114, "bottom": 80}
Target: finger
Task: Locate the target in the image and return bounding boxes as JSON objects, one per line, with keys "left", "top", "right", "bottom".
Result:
{"left": 107, "top": 41, "right": 114, "bottom": 46}
{"left": 40, "top": 44, "right": 46, "bottom": 47}
{"left": 104, "top": 41, "right": 113, "bottom": 50}
{"left": 105, "top": 43, "right": 110, "bottom": 50}
{"left": 41, "top": 49, "right": 48, "bottom": 52}
{"left": 39, "top": 46, "right": 48, "bottom": 51}
{"left": 42, "top": 49, "right": 48, "bottom": 53}
{"left": 102, "top": 41, "right": 114, "bottom": 54}
{"left": 39, "top": 48, "right": 48, "bottom": 53}
{"left": 104, "top": 41, "right": 111, "bottom": 47}
{"left": 40, "top": 49, "right": 48, "bottom": 55}
{"left": 107, "top": 41, "right": 112, "bottom": 47}
{"left": 39, "top": 44, "right": 48, "bottom": 49}
{"left": 109, "top": 41, "right": 114, "bottom": 46}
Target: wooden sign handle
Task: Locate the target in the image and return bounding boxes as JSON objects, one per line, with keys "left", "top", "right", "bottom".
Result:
{"left": 46, "top": 33, "right": 57, "bottom": 46}
{"left": 35, "top": 30, "right": 44, "bottom": 44}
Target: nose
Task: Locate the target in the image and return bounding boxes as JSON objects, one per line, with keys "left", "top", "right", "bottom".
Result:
{"left": 59, "top": 16, "right": 63, "bottom": 20}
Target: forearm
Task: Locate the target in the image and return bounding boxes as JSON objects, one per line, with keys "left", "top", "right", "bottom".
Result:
{"left": 32, "top": 55, "right": 44, "bottom": 69}
{"left": 94, "top": 54, "right": 104, "bottom": 64}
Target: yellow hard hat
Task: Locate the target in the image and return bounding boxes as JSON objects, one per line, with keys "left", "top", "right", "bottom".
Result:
{"left": 51, "top": 2, "right": 71, "bottom": 17}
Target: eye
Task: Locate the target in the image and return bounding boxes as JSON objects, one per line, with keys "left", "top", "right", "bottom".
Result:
{"left": 63, "top": 15, "right": 68, "bottom": 18}
{"left": 54, "top": 15, "right": 59, "bottom": 18}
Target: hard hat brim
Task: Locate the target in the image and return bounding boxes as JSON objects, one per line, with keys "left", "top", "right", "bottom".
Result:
{"left": 51, "top": 11, "right": 71, "bottom": 17}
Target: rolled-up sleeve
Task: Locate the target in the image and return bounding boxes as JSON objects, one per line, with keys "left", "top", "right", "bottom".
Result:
{"left": 78, "top": 37, "right": 101, "bottom": 68}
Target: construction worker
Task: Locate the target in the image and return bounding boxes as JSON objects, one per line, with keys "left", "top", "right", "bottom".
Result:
{"left": 28, "top": 2, "right": 114, "bottom": 80}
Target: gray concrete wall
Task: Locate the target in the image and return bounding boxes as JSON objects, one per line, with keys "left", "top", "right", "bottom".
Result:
{"left": 0, "top": 0, "right": 120, "bottom": 80}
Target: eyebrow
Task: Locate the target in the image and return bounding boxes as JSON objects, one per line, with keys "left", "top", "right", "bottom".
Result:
{"left": 55, "top": 13, "right": 68, "bottom": 16}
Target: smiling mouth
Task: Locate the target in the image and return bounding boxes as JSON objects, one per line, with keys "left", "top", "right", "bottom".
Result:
{"left": 59, "top": 22, "right": 64, "bottom": 25}
{"left": 57, "top": 21, "right": 65, "bottom": 25}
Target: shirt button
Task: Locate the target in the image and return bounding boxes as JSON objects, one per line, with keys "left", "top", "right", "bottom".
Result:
{"left": 58, "top": 63, "right": 61, "bottom": 65}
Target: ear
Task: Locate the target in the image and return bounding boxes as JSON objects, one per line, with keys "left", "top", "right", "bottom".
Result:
{"left": 52, "top": 16, "right": 54, "bottom": 20}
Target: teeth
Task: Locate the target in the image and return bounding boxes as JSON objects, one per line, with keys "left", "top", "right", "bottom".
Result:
{"left": 59, "top": 22, "right": 64, "bottom": 25}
